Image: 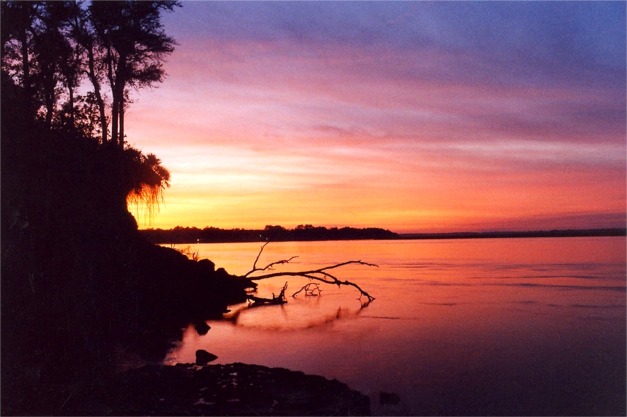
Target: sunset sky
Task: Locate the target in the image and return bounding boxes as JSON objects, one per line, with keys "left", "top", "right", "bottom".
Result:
{"left": 125, "top": 1, "right": 626, "bottom": 233}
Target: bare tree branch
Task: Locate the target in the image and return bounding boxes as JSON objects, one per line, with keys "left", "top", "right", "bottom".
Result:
{"left": 246, "top": 281, "right": 289, "bottom": 306}
{"left": 292, "top": 283, "right": 322, "bottom": 298}
{"left": 239, "top": 242, "right": 376, "bottom": 304}
{"left": 243, "top": 254, "right": 377, "bottom": 302}
{"left": 245, "top": 241, "right": 268, "bottom": 276}
{"left": 243, "top": 241, "right": 298, "bottom": 277}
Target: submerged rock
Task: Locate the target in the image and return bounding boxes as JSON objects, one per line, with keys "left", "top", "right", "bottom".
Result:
{"left": 379, "top": 391, "right": 401, "bottom": 405}
{"left": 195, "top": 349, "right": 218, "bottom": 365}
{"left": 194, "top": 321, "right": 211, "bottom": 335}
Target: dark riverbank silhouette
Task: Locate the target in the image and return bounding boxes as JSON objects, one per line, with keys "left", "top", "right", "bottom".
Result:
{"left": 1, "top": 2, "right": 373, "bottom": 411}
{"left": 1, "top": 62, "right": 369, "bottom": 415}
{"left": 142, "top": 225, "right": 625, "bottom": 244}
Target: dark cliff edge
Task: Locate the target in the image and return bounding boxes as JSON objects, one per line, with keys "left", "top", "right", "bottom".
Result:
{"left": 1, "top": 77, "right": 369, "bottom": 415}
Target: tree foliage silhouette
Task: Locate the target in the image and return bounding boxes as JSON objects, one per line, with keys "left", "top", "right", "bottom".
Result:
{"left": 88, "top": 0, "right": 179, "bottom": 147}
{"left": 1, "top": 0, "right": 176, "bottom": 216}
{"left": 1, "top": 1, "right": 40, "bottom": 120}
{"left": 2, "top": 0, "right": 179, "bottom": 147}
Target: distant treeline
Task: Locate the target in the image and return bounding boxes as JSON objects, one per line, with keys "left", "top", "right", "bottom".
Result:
{"left": 141, "top": 225, "right": 400, "bottom": 243}
{"left": 401, "top": 228, "right": 627, "bottom": 240}
{"left": 141, "top": 226, "right": 626, "bottom": 244}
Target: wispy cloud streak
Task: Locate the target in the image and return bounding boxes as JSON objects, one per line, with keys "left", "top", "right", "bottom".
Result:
{"left": 126, "top": 2, "right": 626, "bottom": 232}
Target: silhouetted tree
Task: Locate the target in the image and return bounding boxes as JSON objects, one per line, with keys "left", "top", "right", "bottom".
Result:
{"left": 53, "top": 2, "right": 85, "bottom": 133}
{"left": 2, "top": 0, "right": 179, "bottom": 146}
{"left": 2, "top": 0, "right": 176, "bottom": 219}
{"left": 63, "top": 91, "right": 105, "bottom": 139}
{"left": 31, "top": 2, "right": 77, "bottom": 129}
{"left": 1, "top": 1, "right": 40, "bottom": 120}
{"left": 88, "top": 1, "right": 180, "bottom": 148}
{"left": 2, "top": 1, "right": 87, "bottom": 132}
{"left": 67, "top": 1, "right": 109, "bottom": 142}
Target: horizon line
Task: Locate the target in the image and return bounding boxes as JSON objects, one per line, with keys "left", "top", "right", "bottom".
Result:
{"left": 139, "top": 224, "right": 626, "bottom": 236}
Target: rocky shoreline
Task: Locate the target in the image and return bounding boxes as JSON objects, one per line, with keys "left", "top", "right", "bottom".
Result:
{"left": 24, "top": 362, "right": 370, "bottom": 416}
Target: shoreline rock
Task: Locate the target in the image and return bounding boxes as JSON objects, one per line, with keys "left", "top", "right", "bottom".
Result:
{"left": 58, "top": 362, "right": 371, "bottom": 416}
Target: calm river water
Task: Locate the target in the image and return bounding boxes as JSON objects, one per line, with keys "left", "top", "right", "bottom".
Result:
{"left": 165, "top": 237, "right": 626, "bottom": 415}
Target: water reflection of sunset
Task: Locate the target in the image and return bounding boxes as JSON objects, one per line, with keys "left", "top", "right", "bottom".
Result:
{"left": 167, "top": 237, "right": 625, "bottom": 414}
{"left": 123, "top": 2, "right": 625, "bottom": 233}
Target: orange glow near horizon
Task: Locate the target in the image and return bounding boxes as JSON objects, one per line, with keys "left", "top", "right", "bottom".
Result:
{"left": 124, "top": 3, "right": 625, "bottom": 233}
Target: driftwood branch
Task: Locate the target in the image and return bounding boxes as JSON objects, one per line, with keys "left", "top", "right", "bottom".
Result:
{"left": 247, "top": 281, "right": 289, "bottom": 307}
{"left": 244, "top": 242, "right": 298, "bottom": 278}
{"left": 292, "top": 283, "right": 322, "bottom": 298}
{"left": 241, "top": 243, "right": 376, "bottom": 303}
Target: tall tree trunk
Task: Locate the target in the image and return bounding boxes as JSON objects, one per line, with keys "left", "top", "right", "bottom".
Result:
{"left": 112, "top": 53, "right": 127, "bottom": 148}
{"left": 84, "top": 45, "right": 108, "bottom": 143}
{"left": 98, "top": 93, "right": 107, "bottom": 143}
{"left": 111, "top": 92, "right": 119, "bottom": 145}
{"left": 112, "top": 83, "right": 125, "bottom": 148}
{"left": 106, "top": 46, "right": 118, "bottom": 145}
{"left": 44, "top": 74, "right": 54, "bottom": 129}
{"left": 68, "top": 85, "right": 74, "bottom": 130}
{"left": 119, "top": 93, "right": 125, "bottom": 149}
{"left": 44, "top": 95, "right": 53, "bottom": 128}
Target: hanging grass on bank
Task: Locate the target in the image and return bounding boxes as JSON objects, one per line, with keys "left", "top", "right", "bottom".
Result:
{"left": 125, "top": 148, "right": 171, "bottom": 224}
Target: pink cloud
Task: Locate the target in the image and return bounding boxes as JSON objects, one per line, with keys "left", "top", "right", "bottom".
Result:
{"left": 126, "top": 24, "right": 625, "bottom": 232}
